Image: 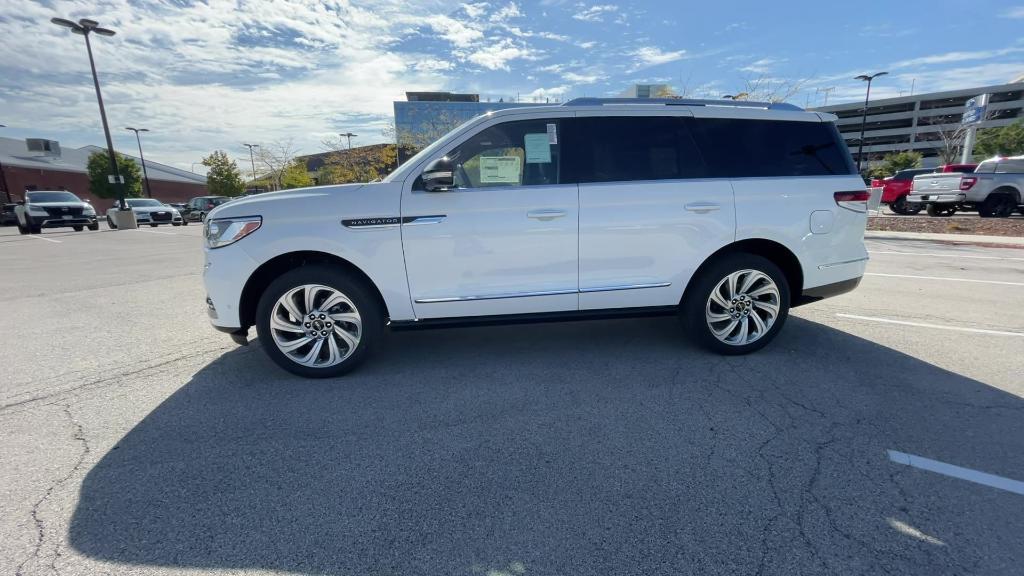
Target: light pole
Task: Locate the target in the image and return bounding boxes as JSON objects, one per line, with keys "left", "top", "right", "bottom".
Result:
{"left": 340, "top": 132, "right": 357, "bottom": 149}
{"left": 125, "top": 127, "right": 152, "bottom": 197}
{"left": 243, "top": 143, "right": 259, "bottom": 189}
{"left": 0, "top": 124, "right": 10, "bottom": 203}
{"left": 854, "top": 72, "right": 888, "bottom": 171}
{"left": 51, "top": 17, "right": 129, "bottom": 212}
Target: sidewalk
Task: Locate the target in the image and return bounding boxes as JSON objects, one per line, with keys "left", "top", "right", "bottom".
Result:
{"left": 865, "top": 230, "right": 1024, "bottom": 247}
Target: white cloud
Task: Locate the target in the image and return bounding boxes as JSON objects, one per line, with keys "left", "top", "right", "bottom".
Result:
{"left": 424, "top": 15, "right": 485, "bottom": 48}
{"left": 578, "top": 41, "right": 597, "bottom": 49}
{"left": 892, "top": 47, "right": 1024, "bottom": 69}
{"left": 572, "top": 3, "right": 619, "bottom": 22}
{"left": 462, "top": 2, "right": 490, "bottom": 19}
{"left": 464, "top": 39, "right": 542, "bottom": 70}
{"left": 492, "top": 2, "right": 523, "bottom": 21}
{"left": 628, "top": 46, "right": 687, "bottom": 71}
{"left": 525, "top": 85, "right": 572, "bottom": 101}
{"left": 564, "top": 71, "right": 601, "bottom": 84}
{"left": 1002, "top": 6, "right": 1024, "bottom": 18}
{"left": 740, "top": 57, "right": 785, "bottom": 74}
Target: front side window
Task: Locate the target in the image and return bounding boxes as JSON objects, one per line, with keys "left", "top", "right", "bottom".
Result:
{"left": 447, "top": 119, "right": 561, "bottom": 188}
{"left": 568, "top": 116, "right": 707, "bottom": 183}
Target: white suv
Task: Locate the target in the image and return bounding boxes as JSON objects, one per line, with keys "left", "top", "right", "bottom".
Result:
{"left": 203, "top": 98, "right": 869, "bottom": 377}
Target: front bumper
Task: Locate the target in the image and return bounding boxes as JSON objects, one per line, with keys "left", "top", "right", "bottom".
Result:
{"left": 136, "top": 212, "right": 183, "bottom": 224}
{"left": 203, "top": 243, "right": 260, "bottom": 331}
{"left": 27, "top": 215, "right": 98, "bottom": 227}
{"left": 907, "top": 193, "right": 965, "bottom": 204}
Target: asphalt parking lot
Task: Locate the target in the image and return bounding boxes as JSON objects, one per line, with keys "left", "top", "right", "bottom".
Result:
{"left": 1, "top": 224, "right": 1023, "bottom": 576}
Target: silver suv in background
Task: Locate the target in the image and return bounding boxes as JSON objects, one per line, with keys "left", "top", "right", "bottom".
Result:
{"left": 910, "top": 156, "right": 1024, "bottom": 217}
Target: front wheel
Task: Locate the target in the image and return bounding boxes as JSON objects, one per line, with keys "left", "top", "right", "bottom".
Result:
{"left": 107, "top": 217, "right": 118, "bottom": 230}
{"left": 88, "top": 223, "right": 99, "bottom": 231}
{"left": 149, "top": 223, "right": 158, "bottom": 227}
{"left": 682, "top": 253, "right": 790, "bottom": 355}
{"left": 927, "top": 204, "right": 958, "bottom": 217}
{"left": 255, "top": 265, "right": 383, "bottom": 378}
{"left": 979, "top": 194, "right": 1016, "bottom": 218}
{"left": 73, "top": 226, "right": 84, "bottom": 231}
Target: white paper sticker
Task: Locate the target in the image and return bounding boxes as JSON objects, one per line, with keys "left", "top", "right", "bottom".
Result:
{"left": 524, "top": 133, "right": 551, "bottom": 163}
{"left": 479, "top": 156, "right": 521, "bottom": 184}
{"left": 547, "top": 123, "right": 557, "bottom": 144}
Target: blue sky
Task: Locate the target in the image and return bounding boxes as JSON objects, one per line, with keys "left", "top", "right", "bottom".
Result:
{"left": 0, "top": 0, "right": 1022, "bottom": 171}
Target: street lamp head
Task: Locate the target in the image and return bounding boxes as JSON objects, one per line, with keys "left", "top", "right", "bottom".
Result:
{"left": 51, "top": 17, "right": 80, "bottom": 30}
{"left": 856, "top": 72, "right": 888, "bottom": 82}
{"left": 93, "top": 27, "right": 115, "bottom": 37}
{"left": 77, "top": 18, "right": 99, "bottom": 30}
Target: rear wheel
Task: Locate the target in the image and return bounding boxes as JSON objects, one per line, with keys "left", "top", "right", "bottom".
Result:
{"left": 926, "top": 204, "right": 958, "bottom": 217}
{"left": 149, "top": 223, "right": 158, "bottom": 227}
{"left": 890, "top": 196, "right": 923, "bottom": 215}
{"left": 107, "top": 217, "right": 118, "bottom": 230}
{"left": 682, "top": 253, "right": 790, "bottom": 355}
{"left": 73, "top": 226, "right": 84, "bottom": 231}
{"left": 979, "top": 194, "right": 1016, "bottom": 218}
{"left": 256, "top": 265, "right": 383, "bottom": 378}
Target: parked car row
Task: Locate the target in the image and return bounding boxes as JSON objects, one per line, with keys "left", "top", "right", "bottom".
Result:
{"left": 2, "top": 191, "right": 235, "bottom": 232}
{"left": 873, "top": 156, "right": 1024, "bottom": 218}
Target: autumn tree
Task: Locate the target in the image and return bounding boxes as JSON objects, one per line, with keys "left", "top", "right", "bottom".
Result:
{"left": 281, "top": 159, "right": 313, "bottom": 189}
{"left": 257, "top": 139, "right": 300, "bottom": 190}
{"left": 320, "top": 144, "right": 398, "bottom": 185}
{"left": 86, "top": 151, "right": 142, "bottom": 199}
{"left": 201, "top": 150, "right": 245, "bottom": 197}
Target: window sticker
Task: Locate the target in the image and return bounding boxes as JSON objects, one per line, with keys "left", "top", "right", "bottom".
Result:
{"left": 479, "top": 156, "right": 522, "bottom": 184}
{"left": 547, "top": 123, "right": 558, "bottom": 144}
{"left": 524, "top": 133, "right": 552, "bottom": 164}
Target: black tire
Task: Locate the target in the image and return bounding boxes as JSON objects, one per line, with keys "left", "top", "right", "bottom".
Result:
{"left": 681, "top": 253, "right": 791, "bottom": 355}
{"left": 107, "top": 217, "right": 118, "bottom": 230}
{"left": 73, "top": 226, "right": 84, "bottom": 231}
{"left": 979, "top": 194, "right": 1016, "bottom": 218}
{"left": 182, "top": 220, "right": 189, "bottom": 226}
{"left": 926, "top": 204, "right": 958, "bottom": 217}
{"left": 255, "top": 265, "right": 383, "bottom": 378}
{"left": 150, "top": 223, "right": 158, "bottom": 227}
{"left": 17, "top": 219, "right": 28, "bottom": 235}
{"left": 88, "top": 223, "right": 99, "bottom": 231}
{"left": 199, "top": 212, "right": 207, "bottom": 222}
{"left": 28, "top": 223, "right": 42, "bottom": 234}
{"left": 890, "top": 196, "right": 922, "bottom": 215}
{"left": 172, "top": 221, "right": 182, "bottom": 227}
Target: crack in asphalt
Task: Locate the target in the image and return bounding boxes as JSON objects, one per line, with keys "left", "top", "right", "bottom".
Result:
{"left": 15, "top": 404, "right": 91, "bottom": 576}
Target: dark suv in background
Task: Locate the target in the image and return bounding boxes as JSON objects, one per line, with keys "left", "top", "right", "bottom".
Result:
{"left": 182, "top": 196, "right": 229, "bottom": 222}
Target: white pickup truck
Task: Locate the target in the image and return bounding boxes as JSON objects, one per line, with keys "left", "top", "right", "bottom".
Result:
{"left": 909, "top": 156, "right": 1024, "bottom": 217}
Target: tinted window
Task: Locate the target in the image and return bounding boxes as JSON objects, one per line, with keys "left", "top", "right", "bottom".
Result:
{"left": 447, "top": 119, "right": 561, "bottom": 188}
{"left": 568, "top": 116, "right": 707, "bottom": 183}
{"left": 691, "top": 118, "right": 857, "bottom": 177}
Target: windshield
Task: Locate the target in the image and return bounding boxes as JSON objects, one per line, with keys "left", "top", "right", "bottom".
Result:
{"left": 127, "top": 199, "right": 164, "bottom": 207}
{"left": 27, "top": 191, "right": 81, "bottom": 203}
{"left": 383, "top": 116, "right": 480, "bottom": 183}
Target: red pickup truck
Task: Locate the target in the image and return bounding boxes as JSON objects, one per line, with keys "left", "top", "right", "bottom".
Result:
{"left": 872, "top": 164, "right": 977, "bottom": 215}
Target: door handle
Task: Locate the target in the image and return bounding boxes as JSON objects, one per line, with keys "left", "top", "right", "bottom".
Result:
{"left": 684, "top": 202, "right": 721, "bottom": 213}
{"left": 527, "top": 209, "right": 567, "bottom": 221}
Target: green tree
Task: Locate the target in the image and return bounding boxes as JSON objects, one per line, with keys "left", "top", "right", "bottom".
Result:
{"left": 201, "top": 150, "right": 245, "bottom": 196}
{"left": 86, "top": 151, "right": 142, "bottom": 199}
{"left": 974, "top": 120, "right": 1024, "bottom": 159}
{"left": 867, "top": 151, "right": 922, "bottom": 179}
{"left": 320, "top": 144, "right": 398, "bottom": 184}
{"left": 281, "top": 159, "right": 313, "bottom": 189}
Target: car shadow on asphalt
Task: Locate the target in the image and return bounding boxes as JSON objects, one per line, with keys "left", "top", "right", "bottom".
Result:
{"left": 68, "top": 316, "right": 1024, "bottom": 575}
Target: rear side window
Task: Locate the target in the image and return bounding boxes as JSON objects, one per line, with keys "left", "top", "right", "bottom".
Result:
{"left": 691, "top": 118, "right": 857, "bottom": 177}
{"left": 567, "top": 116, "right": 707, "bottom": 183}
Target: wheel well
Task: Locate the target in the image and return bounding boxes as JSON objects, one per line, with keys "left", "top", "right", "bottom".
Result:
{"left": 238, "top": 251, "right": 388, "bottom": 330}
{"left": 988, "top": 187, "right": 1021, "bottom": 203}
{"left": 683, "top": 239, "right": 804, "bottom": 306}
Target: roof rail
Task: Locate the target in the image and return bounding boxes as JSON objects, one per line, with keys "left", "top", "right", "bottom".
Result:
{"left": 562, "top": 97, "right": 803, "bottom": 111}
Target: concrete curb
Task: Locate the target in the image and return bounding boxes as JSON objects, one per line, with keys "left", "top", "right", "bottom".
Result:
{"left": 865, "top": 230, "right": 1024, "bottom": 248}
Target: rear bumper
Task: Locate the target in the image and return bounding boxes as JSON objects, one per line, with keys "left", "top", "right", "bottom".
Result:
{"left": 907, "top": 193, "right": 965, "bottom": 204}
{"left": 795, "top": 276, "right": 862, "bottom": 306}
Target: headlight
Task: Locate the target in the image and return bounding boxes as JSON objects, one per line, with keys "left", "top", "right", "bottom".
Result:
{"left": 28, "top": 206, "right": 48, "bottom": 215}
{"left": 83, "top": 205, "right": 96, "bottom": 215}
{"left": 205, "top": 216, "right": 261, "bottom": 249}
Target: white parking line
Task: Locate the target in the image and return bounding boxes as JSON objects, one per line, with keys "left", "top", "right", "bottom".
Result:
{"left": 865, "top": 272, "right": 1024, "bottom": 287}
{"left": 133, "top": 228, "right": 177, "bottom": 236}
{"left": 869, "top": 250, "right": 1024, "bottom": 262}
{"left": 888, "top": 450, "right": 1024, "bottom": 497}
{"left": 836, "top": 313, "right": 1024, "bottom": 337}
{"left": 25, "top": 234, "right": 61, "bottom": 244}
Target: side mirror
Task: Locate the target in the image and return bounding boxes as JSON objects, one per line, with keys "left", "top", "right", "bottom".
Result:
{"left": 422, "top": 156, "right": 454, "bottom": 192}
{"left": 16, "top": 200, "right": 25, "bottom": 205}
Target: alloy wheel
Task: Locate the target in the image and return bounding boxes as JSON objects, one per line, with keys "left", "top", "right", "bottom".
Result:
{"left": 269, "top": 284, "right": 362, "bottom": 368}
{"left": 705, "top": 269, "right": 781, "bottom": 346}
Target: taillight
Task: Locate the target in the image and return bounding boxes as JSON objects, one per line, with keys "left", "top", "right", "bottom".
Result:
{"left": 960, "top": 177, "right": 977, "bottom": 190}
{"left": 834, "top": 190, "right": 871, "bottom": 212}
